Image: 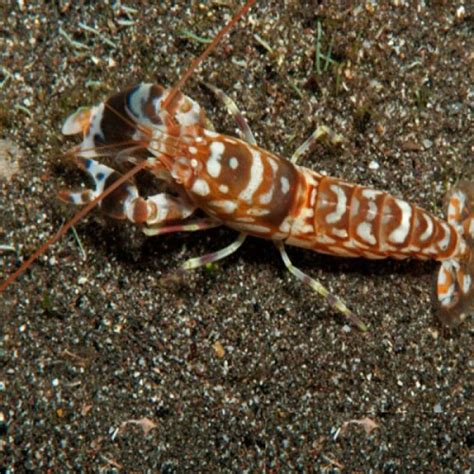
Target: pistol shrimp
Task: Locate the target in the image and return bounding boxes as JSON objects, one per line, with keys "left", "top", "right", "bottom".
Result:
{"left": 2, "top": 0, "right": 473, "bottom": 331}
{"left": 52, "top": 76, "right": 473, "bottom": 330}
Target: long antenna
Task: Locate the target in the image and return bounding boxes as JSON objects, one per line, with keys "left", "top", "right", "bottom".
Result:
{"left": 0, "top": 0, "right": 257, "bottom": 293}
{"left": 0, "top": 161, "right": 147, "bottom": 293}
{"left": 163, "top": 0, "right": 257, "bottom": 109}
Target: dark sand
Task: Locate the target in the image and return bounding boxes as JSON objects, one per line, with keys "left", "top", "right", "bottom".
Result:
{"left": 1, "top": 2, "right": 472, "bottom": 471}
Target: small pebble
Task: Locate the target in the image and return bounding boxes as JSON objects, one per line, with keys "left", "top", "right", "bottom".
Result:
{"left": 213, "top": 341, "right": 225, "bottom": 358}
{"left": 422, "top": 139, "right": 433, "bottom": 149}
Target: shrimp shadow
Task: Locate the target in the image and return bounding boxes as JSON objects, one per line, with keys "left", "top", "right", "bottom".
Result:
{"left": 230, "top": 234, "right": 438, "bottom": 327}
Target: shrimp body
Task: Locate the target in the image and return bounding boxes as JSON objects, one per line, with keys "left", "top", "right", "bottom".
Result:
{"left": 163, "top": 126, "right": 467, "bottom": 264}
{"left": 62, "top": 83, "right": 474, "bottom": 325}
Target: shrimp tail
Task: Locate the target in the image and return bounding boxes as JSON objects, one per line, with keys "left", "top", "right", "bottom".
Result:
{"left": 437, "top": 181, "right": 474, "bottom": 325}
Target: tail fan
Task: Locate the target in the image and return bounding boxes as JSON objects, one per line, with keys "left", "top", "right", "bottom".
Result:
{"left": 437, "top": 181, "right": 474, "bottom": 325}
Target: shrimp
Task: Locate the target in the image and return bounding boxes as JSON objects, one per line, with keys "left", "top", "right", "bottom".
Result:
{"left": 2, "top": 0, "right": 472, "bottom": 330}
{"left": 58, "top": 82, "right": 474, "bottom": 329}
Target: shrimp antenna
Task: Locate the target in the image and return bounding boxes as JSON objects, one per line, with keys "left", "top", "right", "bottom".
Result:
{"left": 163, "top": 0, "right": 257, "bottom": 109}
{"left": 0, "top": 0, "right": 256, "bottom": 293}
{"left": 0, "top": 161, "right": 148, "bottom": 293}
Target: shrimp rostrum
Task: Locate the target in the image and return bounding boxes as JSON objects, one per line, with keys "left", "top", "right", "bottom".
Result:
{"left": 61, "top": 83, "right": 474, "bottom": 329}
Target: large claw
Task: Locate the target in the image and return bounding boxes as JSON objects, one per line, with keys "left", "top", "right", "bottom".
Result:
{"left": 59, "top": 156, "right": 144, "bottom": 221}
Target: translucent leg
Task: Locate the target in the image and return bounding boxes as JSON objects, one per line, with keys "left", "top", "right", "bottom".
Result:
{"left": 143, "top": 218, "right": 221, "bottom": 236}
{"left": 181, "top": 233, "right": 247, "bottom": 270}
{"left": 206, "top": 86, "right": 360, "bottom": 329}
{"left": 202, "top": 82, "right": 257, "bottom": 145}
{"left": 290, "top": 125, "right": 344, "bottom": 164}
{"left": 276, "top": 242, "right": 368, "bottom": 331}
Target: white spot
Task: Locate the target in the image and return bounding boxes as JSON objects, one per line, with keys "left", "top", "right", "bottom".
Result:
{"left": 438, "top": 266, "right": 447, "bottom": 284}
{"left": 175, "top": 98, "right": 201, "bottom": 126}
{"left": 388, "top": 199, "right": 412, "bottom": 244}
{"left": 259, "top": 185, "right": 274, "bottom": 205}
{"left": 362, "top": 189, "right": 381, "bottom": 200}
{"left": 280, "top": 176, "right": 290, "bottom": 194}
{"left": 447, "top": 191, "right": 465, "bottom": 224}
{"left": 235, "top": 216, "right": 255, "bottom": 223}
{"left": 189, "top": 146, "right": 198, "bottom": 154}
{"left": 420, "top": 214, "right": 434, "bottom": 241}
{"left": 204, "top": 129, "right": 219, "bottom": 138}
{"left": 247, "top": 208, "right": 270, "bottom": 216}
{"left": 342, "top": 239, "right": 360, "bottom": 250}
{"left": 350, "top": 197, "right": 360, "bottom": 217}
{"left": 367, "top": 200, "right": 378, "bottom": 221}
{"left": 191, "top": 179, "right": 210, "bottom": 196}
{"left": 291, "top": 212, "right": 313, "bottom": 235}
{"left": 191, "top": 159, "right": 198, "bottom": 168}
{"left": 331, "top": 228, "right": 348, "bottom": 239}
{"left": 425, "top": 244, "right": 441, "bottom": 255}
{"left": 315, "top": 234, "right": 337, "bottom": 245}
{"left": 462, "top": 274, "right": 471, "bottom": 294}
{"left": 237, "top": 223, "right": 271, "bottom": 234}
{"left": 391, "top": 253, "right": 410, "bottom": 260}
{"left": 239, "top": 150, "right": 264, "bottom": 203}
{"left": 209, "top": 199, "right": 237, "bottom": 214}
{"left": 206, "top": 141, "right": 224, "bottom": 178}
{"left": 310, "top": 188, "right": 317, "bottom": 207}
{"left": 360, "top": 250, "right": 386, "bottom": 259}
{"left": 357, "top": 222, "right": 377, "bottom": 245}
{"left": 229, "top": 157, "right": 239, "bottom": 169}
{"left": 279, "top": 217, "right": 292, "bottom": 233}
{"left": 219, "top": 184, "right": 229, "bottom": 194}
{"left": 326, "top": 185, "right": 347, "bottom": 224}
{"left": 438, "top": 223, "right": 451, "bottom": 251}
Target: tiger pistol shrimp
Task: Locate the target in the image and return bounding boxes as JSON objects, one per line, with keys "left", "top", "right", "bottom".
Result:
{"left": 55, "top": 81, "right": 473, "bottom": 330}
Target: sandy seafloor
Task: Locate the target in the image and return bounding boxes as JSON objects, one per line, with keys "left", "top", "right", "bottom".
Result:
{"left": 1, "top": 1, "right": 473, "bottom": 471}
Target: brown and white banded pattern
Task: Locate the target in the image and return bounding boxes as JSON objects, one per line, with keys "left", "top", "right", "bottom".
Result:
{"left": 165, "top": 127, "right": 467, "bottom": 266}
{"left": 287, "top": 173, "right": 464, "bottom": 262}
{"left": 166, "top": 128, "right": 299, "bottom": 239}
{"left": 61, "top": 83, "right": 474, "bottom": 326}
{"left": 158, "top": 125, "right": 473, "bottom": 324}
